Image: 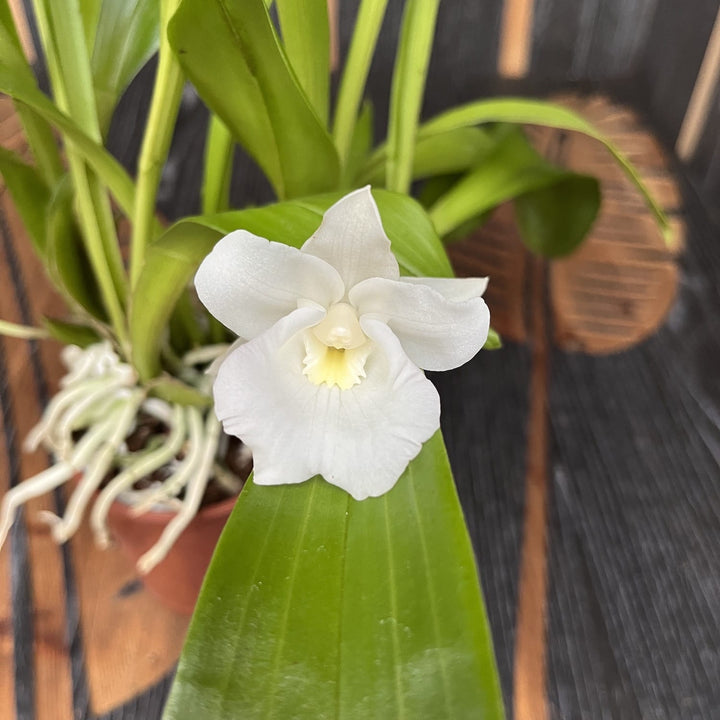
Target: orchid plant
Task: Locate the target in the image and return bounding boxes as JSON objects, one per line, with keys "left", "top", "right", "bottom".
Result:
{"left": 0, "top": 0, "right": 670, "bottom": 717}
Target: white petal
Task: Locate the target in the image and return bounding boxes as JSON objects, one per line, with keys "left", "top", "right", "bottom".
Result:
{"left": 301, "top": 186, "right": 399, "bottom": 288}
{"left": 195, "top": 230, "right": 344, "bottom": 339}
{"left": 213, "top": 312, "right": 439, "bottom": 500}
{"left": 350, "top": 276, "right": 489, "bottom": 371}
{"left": 399, "top": 275, "right": 489, "bottom": 301}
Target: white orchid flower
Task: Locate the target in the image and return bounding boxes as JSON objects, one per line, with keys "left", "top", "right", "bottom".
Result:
{"left": 195, "top": 187, "right": 489, "bottom": 500}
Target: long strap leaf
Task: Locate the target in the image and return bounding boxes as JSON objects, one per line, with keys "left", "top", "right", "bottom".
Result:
{"left": 385, "top": 0, "right": 440, "bottom": 194}
{"left": 332, "top": 0, "right": 389, "bottom": 167}
{"left": 276, "top": 0, "right": 330, "bottom": 125}
{"left": 365, "top": 98, "right": 671, "bottom": 240}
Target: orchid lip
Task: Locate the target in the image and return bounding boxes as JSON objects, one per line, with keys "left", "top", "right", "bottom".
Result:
{"left": 304, "top": 303, "right": 371, "bottom": 389}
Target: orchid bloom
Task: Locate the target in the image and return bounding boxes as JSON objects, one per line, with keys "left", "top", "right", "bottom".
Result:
{"left": 195, "top": 187, "right": 489, "bottom": 500}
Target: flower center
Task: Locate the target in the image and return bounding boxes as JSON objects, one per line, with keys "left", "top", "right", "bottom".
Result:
{"left": 303, "top": 303, "right": 371, "bottom": 389}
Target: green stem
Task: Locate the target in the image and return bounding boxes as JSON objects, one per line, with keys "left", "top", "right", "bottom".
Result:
{"left": 130, "top": 0, "right": 184, "bottom": 289}
{"left": 332, "top": 0, "right": 388, "bottom": 170}
{"left": 201, "top": 114, "right": 234, "bottom": 215}
{"left": 385, "top": 0, "right": 440, "bottom": 194}
{"left": 31, "top": 0, "right": 128, "bottom": 348}
{"left": 0, "top": 319, "right": 50, "bottom": 339}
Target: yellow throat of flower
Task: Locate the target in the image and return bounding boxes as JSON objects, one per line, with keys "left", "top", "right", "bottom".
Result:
{"left": 303, "top": 303, "right": 371, "bottom": 389}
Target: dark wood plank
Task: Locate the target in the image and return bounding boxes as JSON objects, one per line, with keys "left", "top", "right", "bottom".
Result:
{"left": 636, "top": 0, "right": 720, "bottom": 147}
{"left": 531, "top": 0, "right": 658, "bottom": 81}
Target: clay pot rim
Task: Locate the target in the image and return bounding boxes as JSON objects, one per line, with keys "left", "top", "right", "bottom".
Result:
{"left": 108, "top": 492, "right": 239, "bottom": 523}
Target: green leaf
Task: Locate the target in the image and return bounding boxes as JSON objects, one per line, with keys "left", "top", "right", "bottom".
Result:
{"left": 37, "top": 0, "right": 103, "bottom": 141}
{"left": 91, "top": 0, "right": 160, "bottom": 134}
{"left": 78, "top": 0, "right": 102, "bottom": 53}
{"left": 131, "top": 189, "right": 453, "bottom": 382}
{"left": 0, "top": 146, "right": 51, "bottom": 258}
{"left": 367, "top": 98, "right": 670, "bottom": 241}
{"left": 168, "top": 0, "right": 339, "bottom": 198}
{"left": 385, "top": 0, "right": 441, "bottom": 194}
{"left": 164, "top": 432, "right": 505, "bottom": 720}
{"left": 0, "top": 63, "right": 137, "bottom": 217}
{"left": 201, "top": 114, "right": 234, "bottom": 215}
{"left": 146, "top": 376, "right": 211, "bottom": 408}
{"left": 515, "top": 175, "right": 600, "bottom": 258}
{"left": 0, "top": 0, "right": 63, "bottom": 185}
{"left": 332, "top": 0, "right": 388, "bottom": 168}
{"left": 276, "top": 0, "right": 330, "bottom": 125}
{"left": 45, "top": 176, "right": 108, "bottom": 320}
{"left": 428, "top": 127, "right": 598, "bottom": 243}
{"left": 130, "top": 221, "right": 222, "bottom": 381}
{"left": 361, "top": 126, "right": 499, "bottom": 187}
{"left": 42, "top": 317, "right": 101, "bottom": 347}
{"left": 483, "top": 328, "right": 502, "bottom": 350}
{"left": 343, "top": 100, "right": 374, "bottom": 187}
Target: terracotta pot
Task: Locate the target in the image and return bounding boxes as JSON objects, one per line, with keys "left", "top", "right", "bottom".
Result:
{"left": 106, "top": 495, "right": 238, "bottom": 615}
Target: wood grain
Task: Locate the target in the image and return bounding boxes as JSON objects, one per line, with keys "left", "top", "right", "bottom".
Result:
{"left": 70, "top": 522, "right": 188, "bottom": 716}
{"left": 513, "top": 256, "right": 550, "bottom": 720}
{"left": 538, "top": 96, "right": 682, "bottom": 355}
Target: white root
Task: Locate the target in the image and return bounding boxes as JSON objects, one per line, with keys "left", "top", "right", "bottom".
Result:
{"left": 40, "top": 391, "right": 145, "bottom": 543}
{"left": 0, "top": 463, "right": 74, "bottom": 548}
{"left": 54, "top": 380, "right": 133, "bottom": 457}
{"left": 90, "top": 404, "right": 186, "bottom": 548}
{"left": 129, "top": 406, "right": 205, "bottom": 517}
{"left": 24, "top": 378, "right": 109, "bottom": 453}
{"left": 182, "top": 344, "right": 230, "bottom": 367}
{"left": 141, "top": 397, "right": 174, "bottom": 425}
{"left": 137, "top": 413, "right": 221, "bottom": 575}
{"left": 2, "top": 342, "right": 240, "bottom": 572}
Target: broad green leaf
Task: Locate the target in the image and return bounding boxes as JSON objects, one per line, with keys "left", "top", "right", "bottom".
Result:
{"left": 43, "top": 317, "right": 101, "bottom": 347}
{"left": 365, "top": 98, "right": 670, "bottom": 241}
{"left": 0, "top": 62, "right": 137, "bottom": 217}
{"left": 168, "top": 0, "right": 339, "bottom": 199}
{"left": 164, "top": 432, "right": 505, "bottom": 720}
{"left": 131, "top": 190, "right": 452, "bottom": 381}
{"left": 91, "top": 0, "right": 160, "bottom": 133}
{"left": 0, "top": 146, "right": 51, "bottom": 257}
{"left": 276, "top": 0, "right": 330, "bottom": 125}
{"left": 385, "top": 0, "right": 440, "bottom": 194}
{"left": 46, "top": 176, "right": 108, "bottom": 320}
{"left": 428, "top": 127, "right": 599, "bottom": 244}
{"left": 515, "top": 175, "right": 600, "bottom": 258}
